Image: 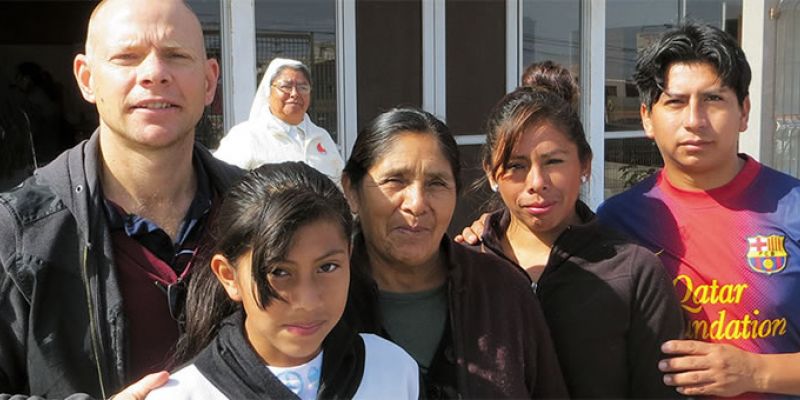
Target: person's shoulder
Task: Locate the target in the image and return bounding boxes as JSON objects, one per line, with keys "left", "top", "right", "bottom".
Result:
{"left": 750, "top": 162, "right": 800, "bottom": 216}
{"left": 357, "top": 333, "right": 419, "bottom": 399}
{"left": 197, "top": 142, "right": 245, "bottom": 183}
{"left": 0, "top": 153, "right": 78, "bottom": 273}
{"left": 0, "top": 170, "right": 65, "bottom": 226}
{"left": 599, "top": 173, "right": 660, "bottom": 212}
{"left": 360, "top": 333, "right": 416, "bottom": 366}
{"left": 304, "top": 115, "right": 329, "bottom": 133}
{"left": 448, "top": 240, "right": 509, "bottom": 267}
{"left": 757, "top": 162, "right": 800, "bottom": 191}
{"left": 447, "top": 241, "right": 533, "bottom": 290}
{"left": 212, "top": 124, "right": 259, "bottom": 169}
{"left": 360, "top": 333, "right": 408, "bottom": 358}
{"left": 607, "top": 234, "right": 664, "bottom": 271}
{"left": 214, "top": 120, "right": 260, "bottom": 152}
{"left": 583, "top": 219, "right": 635, "bottom": 247}
{"left": 224, "top": 119, "right": 261, "bottom": 139}
{"left": 146, "top": 364, "right": 227, "bottom": 400}
{"left": 597, "top": 174, "right": 662, "bottom": 227}
{"left": 304, "top": 117, "right": 336, "bottom": 142}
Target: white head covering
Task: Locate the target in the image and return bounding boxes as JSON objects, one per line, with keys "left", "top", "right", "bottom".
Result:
{"left": 249, "top": 57, "right": 308, "bottom": 121}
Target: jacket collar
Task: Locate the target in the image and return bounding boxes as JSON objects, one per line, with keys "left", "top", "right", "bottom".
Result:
{"left": 36, "top": 130, "right": 103, "bottom": 248}
{"left": 348, "top": 232, "right": 459, "bottom": 332}
{"left": 194, "top": 310, "right": 365, "bottom": 399}
{"left": 481, "top": 200, "right": 600, "bottom": 270}
{"left": 350, "top": 232, "right": 458, "bottom": 282}
{"left": 36, "top": 129, "right": 242, "bottom": 244}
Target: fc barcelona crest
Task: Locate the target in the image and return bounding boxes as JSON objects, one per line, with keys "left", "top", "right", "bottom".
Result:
{"left": 746, "top": 235, "right": 788, "bottom": 275}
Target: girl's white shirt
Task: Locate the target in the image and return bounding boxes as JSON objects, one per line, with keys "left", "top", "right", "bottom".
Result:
{"left": 146, "top": 333, "right": 420, "bottom": 400}
{"left": 266, "top": 350, "right": 323, "bottom": 400}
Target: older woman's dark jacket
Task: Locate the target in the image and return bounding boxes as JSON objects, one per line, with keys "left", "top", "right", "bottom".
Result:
{"left": 479, "top": 201, "right": 685, "bottom": 399}
{"left": 346, "top": 233, "right": 569, "bottom": 399}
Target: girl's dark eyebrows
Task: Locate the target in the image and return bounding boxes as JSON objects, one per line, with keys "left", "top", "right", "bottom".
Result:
{"left": 280, "top": 248, "right": 349, "bottom": 266}
{"left": 313, "top": 248, "right": 348, "bottom": 262}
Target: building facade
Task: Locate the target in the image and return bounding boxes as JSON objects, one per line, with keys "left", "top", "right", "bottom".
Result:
{"left": 1, "top": 0, "right": 798, "bottom": 228}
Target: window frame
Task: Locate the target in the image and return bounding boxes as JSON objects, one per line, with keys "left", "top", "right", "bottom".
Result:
{"left": 216, "top": 0, "right": 767, "bottom": 200}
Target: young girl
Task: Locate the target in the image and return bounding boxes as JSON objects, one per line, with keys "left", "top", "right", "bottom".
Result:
{"left": 147, "top": 162, "right": 419, "bottom": 399}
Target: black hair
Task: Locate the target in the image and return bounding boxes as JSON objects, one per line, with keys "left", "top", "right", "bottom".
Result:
{"left": 175, "top": 161, "right": 352, "bottom": 364}
{"left": 343, "top": 107, "right": 461, "bottom": 193}
{"left": 521, "top": 60, "right": 580, "bottom": 109}
{"left": 635, "top": 22, "right": 751, "bottom": 110}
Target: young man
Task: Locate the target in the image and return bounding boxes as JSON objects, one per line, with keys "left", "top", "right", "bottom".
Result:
{"left": 598, "top": 23, "right": 800, "bottom": 397}
{"left": 0, "top": 0, "right": 241, "bottom": 398}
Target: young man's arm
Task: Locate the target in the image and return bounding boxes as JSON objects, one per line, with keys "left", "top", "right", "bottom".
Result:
{"left": 659, "top": 339, "right": 800, "bottom": 396}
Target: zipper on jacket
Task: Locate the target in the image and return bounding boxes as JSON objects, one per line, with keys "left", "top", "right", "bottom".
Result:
{"left": 82, "top": 243, "right": 108, "bottom": 399}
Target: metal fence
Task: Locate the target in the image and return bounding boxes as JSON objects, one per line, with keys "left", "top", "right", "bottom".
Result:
{"left": 604, "top": 137, "right": 663, "bottom": 198}
{"left": 773, "top": 0, "right": 800, "bottom": 176}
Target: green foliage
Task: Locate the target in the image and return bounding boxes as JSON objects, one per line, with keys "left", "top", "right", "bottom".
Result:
{"left": 618, "top": 164, "right": 657, "bottom": 188}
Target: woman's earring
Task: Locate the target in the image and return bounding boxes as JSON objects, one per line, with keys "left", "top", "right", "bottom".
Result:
{"left": 580, "top": 175, "right": 587, "bottom": 184}
{"left": 490, "top": 182, "right": 498, "bottom": 192}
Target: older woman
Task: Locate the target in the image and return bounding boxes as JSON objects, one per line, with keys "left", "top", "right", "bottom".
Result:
{"left": 342, "top": 107, "right": 568, "bottom": 399}
{"left": 214, "top": 58, "right": 344, "bottom": 183}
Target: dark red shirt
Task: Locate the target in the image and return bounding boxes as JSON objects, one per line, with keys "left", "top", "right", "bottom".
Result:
{"left": 102, "top": 155, "right": 212, "bottom": 380}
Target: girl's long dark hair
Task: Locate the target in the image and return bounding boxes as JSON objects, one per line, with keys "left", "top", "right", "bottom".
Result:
{"left": 174, "top": 161, "right": 353, "bottom": 365}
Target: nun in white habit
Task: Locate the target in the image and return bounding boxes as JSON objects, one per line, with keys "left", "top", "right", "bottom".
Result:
{"left": 214, "top": 58, "right": 344, "bottom": 183}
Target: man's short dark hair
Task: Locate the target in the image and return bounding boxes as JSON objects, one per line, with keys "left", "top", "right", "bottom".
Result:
{"left": 634, "top": 22, "right": 751, "bottom": 110}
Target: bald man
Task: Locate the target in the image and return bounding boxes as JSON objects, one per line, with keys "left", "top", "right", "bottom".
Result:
{"left": 0, "top": 0, "right": 241, "bottom": 398}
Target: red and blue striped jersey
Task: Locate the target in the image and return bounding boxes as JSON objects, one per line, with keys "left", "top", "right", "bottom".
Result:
{"left": 598, "top": 155, "right": 800, "bottom": 356}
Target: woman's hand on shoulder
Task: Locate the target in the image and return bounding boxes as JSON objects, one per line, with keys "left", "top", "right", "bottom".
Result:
{"left": 454, "top": 213, "right": 489, "bottom": 245}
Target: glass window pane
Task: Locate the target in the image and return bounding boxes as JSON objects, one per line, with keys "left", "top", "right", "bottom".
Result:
{"left": 522, "top": 0, "right": 581, "bottom": 89}
{"left": 356, "top": 0, "right": 422, "bottom": 130}
{"left": 604, "top": 137, "right": 663, "bottom": 197}
{"left": 446, "top": 1, "right": 505, "bottom": 231}
{"left": 446, "top": 0, "right": 506, "bottom": 135}
{"left": 605, "top": 0, "right": 679, "bottom": 133}
{"left": 686, "top": 0, "right": 743, "bottom": 33}
{"left": 254, "top": 0, "right": 338, "bottom": 142}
